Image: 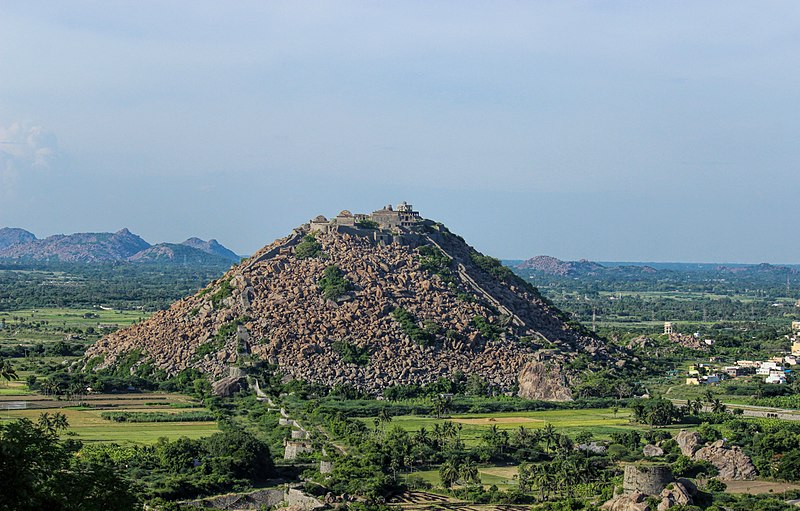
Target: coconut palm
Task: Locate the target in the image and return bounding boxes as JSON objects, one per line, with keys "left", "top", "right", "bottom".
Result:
{"left": 0, "top": 358, "right": 17, "bottom": 385}
{"left": 459, "top": 458, "right": 480, "bottom": 484}
{"left": 439, "top": 459, "right": 460, "bottom": 488}
{"left": 378, "top": 408, "right": 393, "bottom": 431}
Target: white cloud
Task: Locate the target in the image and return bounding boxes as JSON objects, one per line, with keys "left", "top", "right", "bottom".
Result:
{"left": 0, "top": 122, "right": 62, "bottom": 196}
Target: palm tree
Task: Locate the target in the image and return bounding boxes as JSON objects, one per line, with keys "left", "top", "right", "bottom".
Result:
{"left": 433, "top": 394, "right": 452, "bottom": 418}
{"left": 533, "top": 464, "right": 553, "bottom": 501}
{"left": 439, "top": 459, "right": 460, "bottom": 488}
{"left": 0, "top": 358, "right": 17, "bottom": 385}
{"left": 414, "top": 426, "right": 430, "bottom": 446}
{"left": 711, "top": 398, "right": 727, "bottom": 414}
{"left": 459, "top": 459, "right": 480, "bottom": 485}
{"left": 541, "top": 423, "right": 557, "bottom": 454}
{"left": 517, "top": 462, "right": 532, "bottom": 492}
{"left": 378, "top": 408, "right": 393, "bottom": 431}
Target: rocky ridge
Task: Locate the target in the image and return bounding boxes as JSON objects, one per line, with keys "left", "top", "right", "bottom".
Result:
{"left": 0, "top": 227, "right": 37, "bottom": 251}
{"left": 86, "top": 214, "right": 624, "bottom": 398}
{"left": 0, "top": 227, "right": 239, "bottom": 265}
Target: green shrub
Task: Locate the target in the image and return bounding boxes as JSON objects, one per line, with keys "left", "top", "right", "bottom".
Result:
{"left": 295, "top": 234, "right": 323, "bottom": 259}
{"left": 470, "top": 252, "right": 516, "bottom": 283}
{"left": 100, "top": 411, "right": 215, "bottom": 422}
{"left": 318, "top": 265, "right": 353, "bottom": 300}
{"left": 392, "top": 308, "right": 435, "bottom": 346}
{"left": 418, "top": 245, "right": 452, "bottom": 279}
{"left": 471, "top": 316, "right": 503, "bottom": 340}
{"left": 333, "top": 340, "right": 370, "bottom": 366}
{"left": 210, "top": 279, "right": 233, "bottom": 308}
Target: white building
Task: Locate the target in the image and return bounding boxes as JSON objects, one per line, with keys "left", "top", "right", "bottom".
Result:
{"left": 757, "top": 361, "right": 782, "bottom": 376}
{"left": 765, "top": 372, "right": 787, "bottom": 385}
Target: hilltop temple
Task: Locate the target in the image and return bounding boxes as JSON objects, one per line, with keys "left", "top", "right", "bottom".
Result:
{"left": 305, "top": 202, "right": 421, "bottom": 234}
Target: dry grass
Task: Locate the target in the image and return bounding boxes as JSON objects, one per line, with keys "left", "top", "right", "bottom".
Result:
{"left": 715, "top": 479, "right": 800, "bottom": 495}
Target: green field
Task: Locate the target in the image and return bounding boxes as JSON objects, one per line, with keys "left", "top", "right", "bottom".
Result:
{"left": 0, "top": 307, "right": 148, "bottom": 328}
{"left": 0, "top": 392, "right": 219, "bottom": 444}
{"left": 366, "top": 408, "right": 681, "bottom": 446}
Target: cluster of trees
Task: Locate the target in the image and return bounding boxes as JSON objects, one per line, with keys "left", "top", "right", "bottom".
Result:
{"left": 0, "top": 413, "right": 140, "bottom": 511}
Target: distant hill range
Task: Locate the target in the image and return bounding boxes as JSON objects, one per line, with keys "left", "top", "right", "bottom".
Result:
{"left": 0, "top": 227, "right": 241, "bottom": 265}
{"left": 515, "top": 255, "right": 797, "bottom": 277}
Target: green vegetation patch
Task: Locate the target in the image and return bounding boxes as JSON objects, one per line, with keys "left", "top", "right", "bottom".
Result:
{"left": 295, "top": 234, "right": 323, "bottom": 259}
{"left": 318, "top": 265, "right": 354, "bottom": 300}
{"left": 471, "top": 315, "right": 503, "bottom": 340}
{"left": 332, "top": 340, "right": 370, "bottom": 366}
{"left": 418, "top": 245, "right": 452, "bottom": 280}
{"left": 100, "top": 411, "right": 215, "bottom": 422}
{"left": 210, "top": 278, "right": 233, "bottom": 308}
{"left": 391, "top": 307, "right": 438, "bottom": 346}
{"left": 470, "top": 252, "right": 517, "bottom": 283}
{"left": 355, "top": 218, "right": 380, "bottom": 229}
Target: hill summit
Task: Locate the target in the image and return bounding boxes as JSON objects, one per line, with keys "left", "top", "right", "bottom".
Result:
{"left": 87, "top": 203, "right": 623, "bottom": 400}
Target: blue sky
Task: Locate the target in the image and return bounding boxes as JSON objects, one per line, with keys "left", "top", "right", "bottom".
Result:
{"left": 1, "top": 2, "right": 798, "bottom": 262}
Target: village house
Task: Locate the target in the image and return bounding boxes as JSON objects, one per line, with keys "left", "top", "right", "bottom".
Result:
{"left": 765, "top": 371, "right": 787, "bottom": 385}
{"left": 757, "top": 361, "right": 782, "bottom": 376}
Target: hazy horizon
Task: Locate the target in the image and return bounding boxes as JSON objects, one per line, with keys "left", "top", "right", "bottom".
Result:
{"left": 2, "top": 2, "right": 799, "bottom": 262}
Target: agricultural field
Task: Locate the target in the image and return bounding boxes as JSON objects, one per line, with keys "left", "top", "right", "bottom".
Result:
{"left": 0, "top": 307, "right": 149, "bottom": 355}
{"left": 0, "top": 391, "right": 218, "bottom": 444}
{"left": 364, "top": 407, "right": 682, "bottom": 446}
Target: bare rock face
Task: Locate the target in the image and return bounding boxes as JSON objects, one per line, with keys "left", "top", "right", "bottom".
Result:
{"left": 643, "top": 444, "right": 665, "bottom": 457}
{"left": 601, "top": 492, "right": 650, "bottom": 511}
{"left": 694, "top": 440, "right": 757, "bottom": 480}
{"left": 517, "top": 361, "right": 572, "bottom": 401}
{"left": 211, "top": 375, "right": 247, "bottom": 397}
{"left": 657, "top": 482, "right": 693, "bottom": 511}
{"left": 85, "top": 213, "right": 625, "bottom": 398}
{"left": 675, "top": 430, "right": 703, "bottom": 457}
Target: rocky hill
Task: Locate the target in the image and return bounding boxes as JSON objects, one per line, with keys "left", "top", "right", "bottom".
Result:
{"left": 517, "top": 255, "right": 605, "bottom": 276}
{"left": 86, "top": 206, "right": 626, "bottom": 400}
{"left": 516, "top": 255, "right": 658, "bottom": 278}
{"left": 0, "top": 228, "right": 150, "bottom": 262}
{"left": 127, "top": 243, "right": 235, "bottom": 265}
{"left": 0, "top": 227, "right": 37, "bottom": 251}
{"left": 182, "top": 237, "right": 240, "bottom": 262}
{"left": 0, "top": 227, "right": 240, "bottom": 266}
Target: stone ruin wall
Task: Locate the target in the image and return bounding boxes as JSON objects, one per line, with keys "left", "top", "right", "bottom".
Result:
{"left": 623, "top": 464, "right": 674, "bottom": 495}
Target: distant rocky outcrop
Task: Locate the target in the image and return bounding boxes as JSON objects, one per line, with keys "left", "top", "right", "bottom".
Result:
{"left": 182, "top": 237, "right": 241, "bottom": 262}
{"left": 515, "top": 255, "right": 656, "bottom": 277}
{"left": 128, "top": 243, "right": 234, "bottom": 266}
{"left": 86, "top": 206, "right": 627, "bottom": 399}
{"left": 0, "top": 227, "right": 239, "bottom": 266}
{"left": 516, "top": 255, "right": 604, "bottom": 276}
{"left": 0, "top": 227, "right": 36, "bottom": 251}
{"left": 0, "top": 228, "right": 150, "bottom": 262}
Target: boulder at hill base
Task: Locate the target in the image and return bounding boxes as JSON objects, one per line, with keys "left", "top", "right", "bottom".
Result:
{"left": 86, "top": 203, "right": 624, "bottom": 400}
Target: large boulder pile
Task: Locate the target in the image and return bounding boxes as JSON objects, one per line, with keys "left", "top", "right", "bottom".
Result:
{"left": 694, "top": 440, "right": 757, "bottom": 480}
{"left": 674, "top": 430, "right": 757, "bottom": 480}
{"left": 85, "top": 215, "right": 624, "bottom": 398}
